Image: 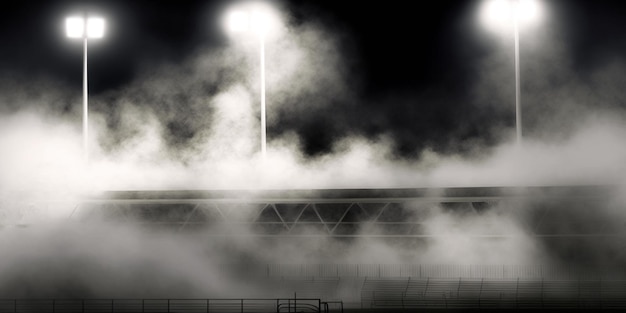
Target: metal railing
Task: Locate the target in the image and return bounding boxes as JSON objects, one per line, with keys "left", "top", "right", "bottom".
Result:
{"left": 263, "top": 263, "right": 611, "bottom": 280}
{"left": 0, "top": 298, "right": 339, "bottom": 313}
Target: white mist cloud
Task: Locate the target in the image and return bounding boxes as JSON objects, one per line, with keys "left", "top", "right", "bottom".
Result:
{"left": 417, "top": 205, "right": 547, "bottom": 265}
{"left": 0, "top": 2, "right": 626, "bottom": 300}
{"left": 425, "top": 115, "right": 626, "bottom": 187}
{"left": 0, "top": 112, "right": 83, "bottom": 192}
{"left": 0, "top": 223, "right": 252, "bottom": 298}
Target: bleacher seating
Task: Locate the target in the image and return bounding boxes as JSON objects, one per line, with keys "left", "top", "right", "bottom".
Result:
{"left": 515, "top": 279, "right": 543, "bottom": 308}
{"left": 4, "top": 278, "right": 626, "bottom": 311}
{"left": 402, "top": 277, "right": 427, "bottom": 307}
{"left": 360, "top": 277, "right": 408, "bottom": 308}
{"left": 421, "top": 278, "right": 460, "bottom": 308}
{"left": 454, "top": 278, "right": 482, "bottom": 308}
{"left": 578, "top": 280, "right": 602, "bottom": 309}
{"left": 599, "top": 280, "right": 626, "bottom": 308}
{"left": 542, "top": 280, "right": 580, "bottom": 308}
{"left": 279, "top": 277, "right": 340, "bottom": 301}
{"left": 361, "top": 277, "right": 626, "bottom": 310}
{"left": 477, "top": 279, "right": 517, "bottom": 308}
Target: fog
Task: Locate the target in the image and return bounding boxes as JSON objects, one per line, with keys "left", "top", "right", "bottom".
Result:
{"left": 1, "top": 1, "right": 626, "bottom": 300}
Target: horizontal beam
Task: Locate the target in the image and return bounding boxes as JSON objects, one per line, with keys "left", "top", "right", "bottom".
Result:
{"left": 82, "top": 185, "right": 617, "bottom": 203}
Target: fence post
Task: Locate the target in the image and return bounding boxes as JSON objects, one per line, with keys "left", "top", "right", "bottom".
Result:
{"left": 541, "top": 277, "right": 543, "bottom": 309}
{"left": 362, "top": 276, "right": 367, "bottom": 309}
{"left": 577, "top": 278, "right": 580, "bottom": 309}
{"left": 372, "top": 290, "right": 375, "bottom": 308}
{"left": 403, "top": 276, "right": 411, "bottom": 309}
{"left": 516, "top": 277, "right": 519, "bottom": 309}
{"left": 478, "top": 278, "right": 484, "bottom": 309}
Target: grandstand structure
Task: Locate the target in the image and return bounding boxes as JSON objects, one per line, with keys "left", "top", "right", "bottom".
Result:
{"left": 2, "top": 184, "right": 625, "bottom": 312}
{"left": 70, "top": 185, "right": 620, "bottom": 237}
{"left": 359, "top": 276, "right": 626, "bottom": 310}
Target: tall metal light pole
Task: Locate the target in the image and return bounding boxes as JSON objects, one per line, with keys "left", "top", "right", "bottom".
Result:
{"left": 482, "top": 0, "right": 540, "bottom": 146}
{"left": 66, "top": 15, "right": 105, "bottom": 163}
{"left": 514, "top": 6, "right": 522, "bottom": 145}
{"left": 260, "top": 31, "right": 267, "bottom": 156}
{"left": 227, "top": 9, "right": 270, "bottom": 157}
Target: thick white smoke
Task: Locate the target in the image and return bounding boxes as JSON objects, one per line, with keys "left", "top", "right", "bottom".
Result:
{"left": 0, "top": 1, "right": 625, "bottom": 300}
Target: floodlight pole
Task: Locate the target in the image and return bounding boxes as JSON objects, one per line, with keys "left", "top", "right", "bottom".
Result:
{"left": 260, "top": 33, "right": 266, "bottom": 157}
{"left": 83, "top": 32, "right": 89, "bottom": 164}
{"left": 226, "top": 9, "right": 270, "bottom": 157}
{"left": 514, "top": 6, "right": 522, "bottom": 146}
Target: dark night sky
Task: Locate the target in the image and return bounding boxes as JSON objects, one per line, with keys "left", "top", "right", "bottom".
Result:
{"left": 1, "top": 0, "right": 626, "bottom": 157}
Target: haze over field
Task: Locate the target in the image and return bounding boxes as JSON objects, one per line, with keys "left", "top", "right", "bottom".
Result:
{"left": 0, "top": 0, "right": 625, "bottom": 300}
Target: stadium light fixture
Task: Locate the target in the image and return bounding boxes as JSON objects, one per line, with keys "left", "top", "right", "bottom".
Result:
{"left": 481, "top": 0, "right": 541, "bottom": 146}
{"left": 65, "top": 15, "right": 106, "bottom": 164}
{"left": 225, "top": 5, "right": 278, "bottom": 158}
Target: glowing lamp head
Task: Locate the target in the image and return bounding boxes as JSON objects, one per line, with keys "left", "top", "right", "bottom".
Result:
{"left": 65, "top": 17, "right": 84, "bottom": 38}
{"left": 224, "top": 1, "right": 281, "bottom": 39}
{"left": 482, "top": 0, "right": 541, "bottom": 29}
{"left": 227, "top": 11, "right": 250, "bottom": 32}
{"left": 517, "top": 0, "right": 539, "bottom": 21}
{"left": 227, "top": 10, "right": 270, "bottom": 35}
{"left": 250, "top": 11, "right": 269, "bottom": 34}
{"left": 65, "top": 16, "right": 105, "bottom": 39}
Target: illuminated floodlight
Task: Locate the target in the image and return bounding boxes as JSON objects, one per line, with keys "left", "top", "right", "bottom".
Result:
{"left": 224, "top": 3, "right": 281, "bottom": 158}
{"left": 65, "top": 14, "right": 107, "bottom": 164}
{"left": 224, "top": 2, "right": 279, "bottom": 38}
{"left": 518, "top": 0, "right": 539, "bottom": 21}
{"left": 227, "top": 10, "right": 271, "bottom": 35}
{"left": 482, "top": 0, "right": 541, "bottom": 27}
{"left": 250, "top": 11, "right": 269, "bottom": 34}
{"left": 227, "top": 11, "right": 250, "bottom": 33}
{"left": 480, "top": 0, "right": 543, "bottom": 146}
{"left": 486, "top": 0, "right": 512, "bottom": 22}
{"left": 87, "top": 17, "right": 105, "bottom": 38}
{"left": 65, "top": 16, "right": 106, "bottom": 38}
{"left": 66, "top": 17, "right": 84, "bottom": 38}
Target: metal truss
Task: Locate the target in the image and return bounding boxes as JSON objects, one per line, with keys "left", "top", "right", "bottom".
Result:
{"left": 58, "top": 185, "right": 624, "bottom": 238}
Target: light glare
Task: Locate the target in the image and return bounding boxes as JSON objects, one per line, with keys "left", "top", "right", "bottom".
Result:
{"left": 224, "top": 3, "right": 280, "bottom": 38}
{"left": 518, "top": 0, "right": 538, "bottom": 21}
{"left": 87, "top": 17, "right": 105, "bottom": 38}
{"left": 250, "top": 11, "right": 269, "bottom": 34}
{"left": 228, "top": 11, "right": 250, "bottom": 33}
{"left": 65, "top": 16, "right": 105, "bottom": 38}
{"left": 481, "top": 0, "right": 542, "bottom": 30}
{"left": 487, "top": 0, "right": 512, "bottom": 22}
{"left": 66, "top": 17, "right": 84, "bottom": 38}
